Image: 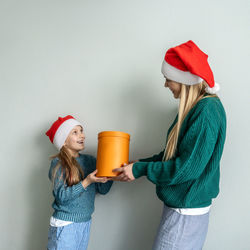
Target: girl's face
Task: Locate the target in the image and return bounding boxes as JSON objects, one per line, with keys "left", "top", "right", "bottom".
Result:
{"left": 164, "top": 78, "right": 181, "bottom": 99}
{"left": 64, "top": 125, "right": 85, "bottom": 154}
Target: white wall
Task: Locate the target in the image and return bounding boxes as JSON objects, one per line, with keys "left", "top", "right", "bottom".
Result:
{"left": 1, "top": 0, "right": 249, "bottom": 249}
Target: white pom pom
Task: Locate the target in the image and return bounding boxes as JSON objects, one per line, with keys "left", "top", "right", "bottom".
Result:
{"left": 205, "top": 82, "right": 220, "bottom": 94}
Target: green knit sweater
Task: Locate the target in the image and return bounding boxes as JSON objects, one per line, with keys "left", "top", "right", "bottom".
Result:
{"left": 132, "top": 95, "right": 227, "bottom": 208}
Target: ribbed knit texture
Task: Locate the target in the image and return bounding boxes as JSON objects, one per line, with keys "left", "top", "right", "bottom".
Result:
{"left": 49, "top": 154, "right": 113, "bottom": 222}
{"left": 132, "top": 95, "right": 226, "bottom": 208}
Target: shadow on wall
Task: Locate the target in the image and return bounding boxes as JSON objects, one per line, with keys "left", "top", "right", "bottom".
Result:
{"left": 25, "top": 133, "right": 55, "bottom": 250}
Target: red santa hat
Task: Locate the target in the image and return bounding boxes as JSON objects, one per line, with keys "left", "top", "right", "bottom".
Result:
{"left": 161, "top": 40, "right": 220, "bottom": 94}
{"left": 45, "top": 115, "right": 82, "bottom": 150}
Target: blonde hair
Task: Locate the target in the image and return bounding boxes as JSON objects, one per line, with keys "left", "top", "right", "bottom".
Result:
{"left": 163, "top": 81, "right": 217, "bottom": 161}
{"left": 51, "top": 146, "right": 84, "bottom": 186}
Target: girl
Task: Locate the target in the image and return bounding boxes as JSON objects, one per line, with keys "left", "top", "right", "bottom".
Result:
{"left": 45, "top": 115, "right": 113, "bottom": 250}
{"left": 112, "top": 40, "right": 227, "bottom": 249}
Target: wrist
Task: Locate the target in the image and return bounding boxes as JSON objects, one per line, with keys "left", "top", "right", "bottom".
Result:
{"left": 82, "top": 176, "right": 92, "bottom": 189}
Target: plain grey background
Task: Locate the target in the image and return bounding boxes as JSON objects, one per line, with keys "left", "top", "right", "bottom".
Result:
{"left": 1, "top": 0, "right": 249, "bottom": 249}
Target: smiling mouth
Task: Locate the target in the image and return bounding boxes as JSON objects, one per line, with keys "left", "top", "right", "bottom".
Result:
{"left": 77, "top": 141, "right": 84, "bottom": 144}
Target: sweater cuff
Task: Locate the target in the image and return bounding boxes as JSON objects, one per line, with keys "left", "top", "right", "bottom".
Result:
{"left": 75, "top": 181, "right": 87, "bottom": 192}
{"left": 132, "top": 162, "right": 148, "bottom": 179}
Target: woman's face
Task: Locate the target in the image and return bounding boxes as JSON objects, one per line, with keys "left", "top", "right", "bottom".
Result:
{"left": 64, "top": 125, "right": 85, "bottom": 153}
{"left": 164, "top": 78, "right": 181, "bottom": 99}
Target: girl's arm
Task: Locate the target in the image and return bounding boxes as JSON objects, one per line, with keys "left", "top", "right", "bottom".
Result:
{"left": 49, "top": 160, "right": 87, "bottom": 204}
{"left": 95, "top": 181, "right": 113, "bottom": 195}
{"left": 49, "top": 159, "right": 107, "bottom": 204}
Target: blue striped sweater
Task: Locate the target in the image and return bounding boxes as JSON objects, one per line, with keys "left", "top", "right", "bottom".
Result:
{"left": 49, "top": 154, "right": 113, "bottom": 222}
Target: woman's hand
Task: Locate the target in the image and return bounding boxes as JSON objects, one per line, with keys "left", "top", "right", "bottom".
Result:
{"left": 128, "top": 160, "right": 138, "bottom": 164}
{"left": 82, "top": 170, "right": 108, "bottom": 189}
{"left": 111, "top": 163, "right": 135, "bottom": 182}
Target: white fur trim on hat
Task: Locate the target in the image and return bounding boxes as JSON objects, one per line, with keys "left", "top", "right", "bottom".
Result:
{"left": 205, "top": 82, "right": 220, "bottom": 94}
{"left": 161, "top": 60, "right": 203, "bottom": 85}
{"left": 53, "top": 119, "right": 82, "bottom": 150}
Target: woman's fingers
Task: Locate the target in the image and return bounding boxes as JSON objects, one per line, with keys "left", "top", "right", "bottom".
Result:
{"left": 111, "top": 164, "right": 135, "bottom": 182}
{"left": 111, "top": 173, "right": 125, "bottom": 181}
{"left": 117, "top": 173, "right": 131, "bottom": 182}
{"left": 114, "top": 173, "right": 125, "bottom": 180}
{"left": 122, "top": 177, "right": 130, "bottom": 182}
{"left": 110, "top": 175, "right": 131, "bottom": 182}
{"left": 112, "top": 167, "right": 124, "bottom": 173}
{"left": 109, "top": 176, "right": 122, "bottom": 181}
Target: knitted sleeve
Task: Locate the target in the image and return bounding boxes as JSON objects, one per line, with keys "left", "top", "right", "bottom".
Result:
{"left": 132, "top": 114, "right": 218, "bottom": 186}
{"left": 96, "top": 181, "right": 113, "bottom": 195}
{"left": 88, "top": 156, "right": 113, "bottom": 195}
{"left": 49, "top": 159, "right": 86, "bottom": 204}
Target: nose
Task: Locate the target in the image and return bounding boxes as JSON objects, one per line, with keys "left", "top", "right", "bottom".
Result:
{"left": 81, "top": 132, "right": 85, "bottom": 139}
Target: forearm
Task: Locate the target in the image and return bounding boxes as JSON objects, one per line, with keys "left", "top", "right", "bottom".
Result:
{"left": 133, "top": 160, "right": 177, "bottom": 185}
{"left": 81, "top": 177, "right": 92, "bottom": 189}
{"left": 55, "top": 182, "right": 86, "bottom": 203}
{"left": 133, "top": 147, "right": 213, "bottom": 186}
{"left": 133, "top": 116, "right": 217, "bottom": 186}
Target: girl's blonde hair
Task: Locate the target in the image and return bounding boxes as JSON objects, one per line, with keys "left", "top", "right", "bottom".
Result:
{"left": 51, "top": 146, "right": 84, "bottom": 186}
{"left": 163, "top": 81, "right": 218, "bottom": 161}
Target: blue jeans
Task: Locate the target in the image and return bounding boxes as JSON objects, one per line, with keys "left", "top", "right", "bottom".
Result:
{"left": 47, "top": 220, "right": 91, "bottom": 250}
{"left": 152, "top": 205, "right": 209, "bottom": 250}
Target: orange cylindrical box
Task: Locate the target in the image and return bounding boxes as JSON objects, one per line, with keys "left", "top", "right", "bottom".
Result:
{"left": 96, "top": 131, "right": 130, "bottom": 177}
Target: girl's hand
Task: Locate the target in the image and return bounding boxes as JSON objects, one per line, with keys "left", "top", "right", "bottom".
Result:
{"left": 111, "top": 163, "right": 135, "bottom": 182}
{"left": 82, "top": 170, "right": 108, "bottom": 189}
{"left": 88, "top": 170, "right": 109, "bottom": 183}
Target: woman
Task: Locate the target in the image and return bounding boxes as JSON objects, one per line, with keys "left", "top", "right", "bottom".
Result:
{"left": 113, "top": 40, "right": 227, "bottom": 250}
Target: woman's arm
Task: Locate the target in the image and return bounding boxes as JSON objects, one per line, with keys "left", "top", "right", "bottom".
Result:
{"left": 113, "top": 115, "right": 219, "bottom": 185}
{"left": 133, "top": 115, "right": 218, "bottom": 185}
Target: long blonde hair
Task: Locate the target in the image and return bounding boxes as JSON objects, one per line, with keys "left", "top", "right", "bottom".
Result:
{"left": 51, "top": 146, "right": 84, "bottom": 186}
{"left": 163, "top": 81, "right": 217, "bottom": 161}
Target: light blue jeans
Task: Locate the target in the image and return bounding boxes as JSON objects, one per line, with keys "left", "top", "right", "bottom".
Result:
{"left": 47, "top": 220, "right": 91, "bottom": 250}
{"left": 152, "top": 205, "right": 209, "bottom": 250}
